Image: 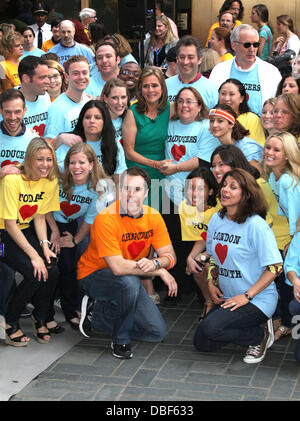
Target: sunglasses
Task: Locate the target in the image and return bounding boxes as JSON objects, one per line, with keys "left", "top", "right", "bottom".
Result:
{"left": 235, "top": 41, "right": 260, "bottom": 48}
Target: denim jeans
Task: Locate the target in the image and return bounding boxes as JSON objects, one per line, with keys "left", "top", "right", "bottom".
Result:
{"left": 2, "top": 225, "right": 58, "bottom": 325}
{"left": 80, "top": 268, "right": 166, "bottom": 344}
{"left": 193, "top": 303, "right": 269, "bottom": 352}
{"left": 289, "top": 299, "right": 300, "bottom": 363}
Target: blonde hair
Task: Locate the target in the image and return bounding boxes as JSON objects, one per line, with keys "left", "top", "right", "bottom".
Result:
{"left": 0, "top": 31, "right": 23, "bottom": 59}
{"left": 43, "top": 59, "right": 68, "bottom": 93}
{"left": 62, "top": 143, "right": 107, "bottom": 201}
{"left": 150, "top": 14, "right": 176, "bottom": 46}
{"left": 263, "top": 131, "right": 300, "bottom": 187}
{"left": 21, "top": 137, "right": 59, "bottom": 181}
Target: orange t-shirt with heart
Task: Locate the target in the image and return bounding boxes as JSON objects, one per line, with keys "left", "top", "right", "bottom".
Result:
{"left": 77, "top": 201, "right": 171, "bottom": 280}
{"left": 0, "top": 174, "right": 60, "bottom": 230}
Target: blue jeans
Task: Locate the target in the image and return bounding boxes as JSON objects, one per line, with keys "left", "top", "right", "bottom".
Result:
{"left": 193, "top": 303, "right": 268, "bottom": 352}
{"left": 289, "top": 299, "right": 300, "bottom": 363}
{"left": 80, "top": 268, "right": 166, "bottom": 344}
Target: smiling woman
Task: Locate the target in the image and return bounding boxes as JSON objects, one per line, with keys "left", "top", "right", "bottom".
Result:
{"left": 0, "top": 137, "right": 60, "bottom": 347}
{"left": 193, "top": 168, "right": 282, "bottom": 364}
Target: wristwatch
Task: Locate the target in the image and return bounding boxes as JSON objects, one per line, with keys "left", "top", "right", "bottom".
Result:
{"left": 153, "top": 259, "right": 161, "bottom": 270}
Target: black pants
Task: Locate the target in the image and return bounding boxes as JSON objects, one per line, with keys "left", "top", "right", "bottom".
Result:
{"left": 2, "top": 225, "right": 58, "bottom": 325}
{"left": 46, "top": 220, "right": 84, "bottom": 322}
{"left": 162, "top": 200, "right": 195, "bottom": 294}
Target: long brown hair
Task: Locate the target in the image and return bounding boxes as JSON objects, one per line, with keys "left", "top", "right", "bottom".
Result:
{"left": 61, "top": 143, "right": 107, "bottom": 201}
{"left": 219, "top": 168, "right": 267, "bottom": 222}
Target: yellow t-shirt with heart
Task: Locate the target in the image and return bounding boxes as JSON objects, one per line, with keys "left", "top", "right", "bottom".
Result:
{"left": 179, "top": 199, "right": 221, "bottom": 241}
{"left": 0, "top": 174, "right": 60, "bottom": 230}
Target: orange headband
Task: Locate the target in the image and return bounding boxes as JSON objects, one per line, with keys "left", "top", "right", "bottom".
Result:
{"left": 209, "top": 108, "right": 236, "bottom": 124}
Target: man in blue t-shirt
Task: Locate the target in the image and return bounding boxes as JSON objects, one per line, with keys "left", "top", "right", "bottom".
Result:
{"left": 85, "top": 41, "right": 120, "bottom": 98}
{"left": 210, "top": 24, "right": 282, "bottom": 116}
{"left": 45, "top": 55, "right": 90, "bottom": 148}
{"left": 0, "top": 89, "right": 35, "bottom": 178}
{"left": 18, "top": 56, "right": 51, "bottom": 136}
{"left": 166, "top": 35, "right": 219, "bottom": 110}
{"left": 48, "top": 20, "right": 94, "bottom": 66}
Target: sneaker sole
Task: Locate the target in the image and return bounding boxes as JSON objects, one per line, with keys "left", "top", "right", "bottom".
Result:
{"left": 79, "top": 295, "right": 90, "bottom": 338}
{"left": 267, "top": 318, "right": 274, "bottom": 349}
{"left": 111, "top": 342, "right": 133, "bottom": 359}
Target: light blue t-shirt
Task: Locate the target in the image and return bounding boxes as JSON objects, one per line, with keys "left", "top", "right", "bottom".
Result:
{"left": 284, "top": 230, "right": 300, "bottom": 286}
{"left": 236, "top": 136, "right": 264, "bottom": 163}
{"left": 259, "top": 25, "right": 273, "bottom": 61}
{"left": 85, "top": 71, "right": 106, "bottom": 98}
{"left": 48, "top": 41, "right": 94, "bottom": 66}
{"left": 230, "top": 62, "right": 262, "bottom": 116}
{"left": 55, "top": 138, "right": 127, "bottom": 175}
{"left": 20, "top": 48, "right": 44, "bottom": 59}
{"left": 44, "top": 93, "right": 90, "bottom": 139}
{"left": 164, "top": 119, "right": 220, "bottom": 204}
{"left": 268, "top": 172, "right": 300, "bottom": 236}
{"left": 23, "top": 93, "right": 51, "bottom": 136}
{"left": 0, "top": 124, "right": 35, "bottom": 167}
{"left": 207, "top": 213, "right": 281, "bottom": 317}
{"left": 112, "top": 117, "right": 123, "bottom": 144}
{"left": 166, "top": 74, "right": 219, "bottom": 110}
{"left": 53, "top": 182, "right": 99, "bottom": 225}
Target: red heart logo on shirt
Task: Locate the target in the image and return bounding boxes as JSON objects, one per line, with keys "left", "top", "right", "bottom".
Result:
{"left": 19, "top": 204, "right": 38, "bottom": 221}
{"left": 215, "top": 243, "right": 228, "bottom": 264}
{"left": 127, "top": 240, "right": 146, "bottom": 259}
{"left": 33, "top": 124, "right": 46, "bottom": 136}
{"left": 60, "top": 201, "right": 81, "bottom": 217}
{"left": 1, "top": 160, "right": 19, "bottom": 167}
{"left": 201, "top": 232, "right": 207, "bottom": 241}
{"left": 171, "top": 144, "right": 186, "bottom": 162}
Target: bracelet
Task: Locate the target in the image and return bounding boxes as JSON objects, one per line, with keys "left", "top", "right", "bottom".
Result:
{"left": 40, "top": 240, "right": 51, "bottom": 246}
{"left": 153, "top": 259, "right": 161, "bottom": 270}
{"left": 176, "top": 164, "right": 180, "bottom": 172}
{"left": 161, "top": 253, "right": 175, "bottom": 270}
{"left": 244, "top": 291, "right": 252, "bottom": 301}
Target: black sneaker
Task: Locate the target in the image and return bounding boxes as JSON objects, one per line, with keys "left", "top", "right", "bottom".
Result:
{"left": 79, "top": 295, "right": 94, "bottom": 338}
{"left": 111, "top": 342, "right": 133, "bottom": 359}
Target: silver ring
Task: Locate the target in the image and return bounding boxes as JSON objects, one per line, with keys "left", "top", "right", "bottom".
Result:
{"left": 231, "top": 302, "right": 236, "bottom": 306}
{"left": 297, "top": 293, "right": 300, "bottom": 297}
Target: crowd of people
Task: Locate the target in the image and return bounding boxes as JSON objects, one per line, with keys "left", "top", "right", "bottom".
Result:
{"left": 0, "top": 0, "right": 300, "bottom": 365}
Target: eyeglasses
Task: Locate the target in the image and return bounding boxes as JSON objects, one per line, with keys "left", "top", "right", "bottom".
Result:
{"left": 231, "top": 7, "right": 240, "bottom": 11}
{"left": 119, "top": 69, "right": 140, "bottom": 78}
{"left": 90, "top": 15, "right": 97, "bottom": 20}
{"left": 177, "top": 99, "right": 198, "bottom": 105}
{"left": 235, "top": 41, "right": 260, "bottom": 48}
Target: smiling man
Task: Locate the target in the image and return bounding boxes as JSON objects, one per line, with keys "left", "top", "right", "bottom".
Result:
{"left": 85, "top": 41, "right": 120, "bottom": 99}
{"left": 210, "top": 24, "right": 282, "bottom": 115}
{"left": 0, "top": 89, "right": 35, "bottom": 178}
{"left": 78, "top": 167, "right": 177, "bottom": 359}
{"left": 165, "top": 35, "right": 219, "bottom": 109}
{"left": 44, "top": 55, "right": 90, "bottom": 146}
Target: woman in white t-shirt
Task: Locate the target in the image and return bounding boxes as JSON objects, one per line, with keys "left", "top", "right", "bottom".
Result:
{"left": 272, "top": 15, "right": 300, "bottom": 56}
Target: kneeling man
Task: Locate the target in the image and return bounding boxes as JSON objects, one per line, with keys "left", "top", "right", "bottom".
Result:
{"left": 78, "top": 167, "right": 177, "bottom": 359}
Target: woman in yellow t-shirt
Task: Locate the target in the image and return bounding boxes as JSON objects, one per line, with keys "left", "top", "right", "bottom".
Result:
{"left": 0, "top": 31, "right": 24, "bottom": 91}
{"left": 0, "top": 137, "right": 60, "bottom": 347}
{"left": 180, "top": 167, "right": 220, "bottom": 319}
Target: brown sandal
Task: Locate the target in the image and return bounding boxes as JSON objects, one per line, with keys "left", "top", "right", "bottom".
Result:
{"left": 5, "top": 323, "right": 30, "bottom": 347}
{"left": 274, "top": 325, "right": 292, "bottom": 341}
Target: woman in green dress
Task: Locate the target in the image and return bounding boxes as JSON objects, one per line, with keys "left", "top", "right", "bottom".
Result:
{"left": 122, "top": 66, "right": 172, "bottom": 212}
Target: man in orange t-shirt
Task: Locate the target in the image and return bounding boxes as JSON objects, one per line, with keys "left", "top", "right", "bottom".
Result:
{"left": 78, "top": 167, "right": 177, "bottom": 359}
